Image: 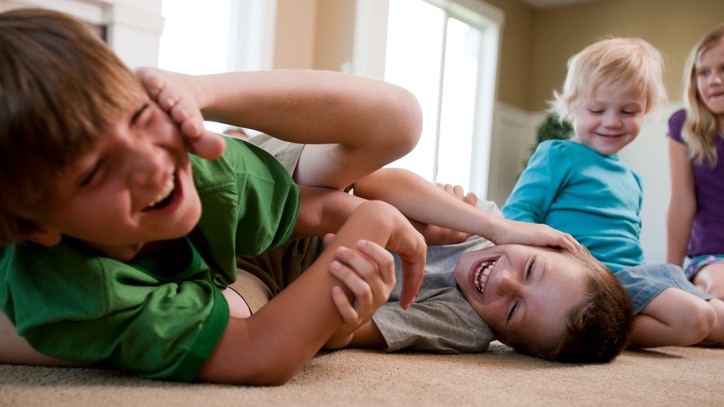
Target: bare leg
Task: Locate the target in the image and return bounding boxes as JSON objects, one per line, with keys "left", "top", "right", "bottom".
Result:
{"left": 629, "top": 287, "right": 715, "bottom": 348}
{"left": 692, "top": 263, "right": 724, "bottom": 301}
{"left": 697, "top": 298, "right": 724, "bottom": 347}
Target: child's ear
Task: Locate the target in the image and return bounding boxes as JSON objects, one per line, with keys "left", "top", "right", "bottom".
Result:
{"left": 24, "top": 228, "right": 62, "bottom": 247}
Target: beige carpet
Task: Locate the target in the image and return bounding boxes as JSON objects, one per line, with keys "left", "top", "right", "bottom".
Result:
{"left": 1, "top": 341, "right": 721, "bottom": 407}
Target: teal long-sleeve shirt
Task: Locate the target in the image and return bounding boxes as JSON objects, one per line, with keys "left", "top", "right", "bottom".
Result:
{"left": 502, "top": 139, "right": 644, "bottom": 272}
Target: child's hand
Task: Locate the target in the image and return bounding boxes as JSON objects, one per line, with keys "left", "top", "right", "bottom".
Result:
{"left": 325, "top": 239, "right": 396, "bottom": 348}
{"left": 416, "top": 183, "right": 477, "bottom": 245}
{"left": 136, "top": 67, "right": 226, "bottom": 160}
{"left": 490, "top": 218, "right": 581, "bottom": 251}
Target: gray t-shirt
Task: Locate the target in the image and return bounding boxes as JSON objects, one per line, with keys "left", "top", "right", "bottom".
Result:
{"left": 373, "top": 201, "right": 499, "bottom": 353}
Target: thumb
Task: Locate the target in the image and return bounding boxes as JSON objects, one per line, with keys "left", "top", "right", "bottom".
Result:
{"left": 186, "top": 129, "right": 226, "bottom": 160}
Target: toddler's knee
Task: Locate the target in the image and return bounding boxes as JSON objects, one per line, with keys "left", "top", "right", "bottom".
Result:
{"left": 682, "top": 302, "right": 716, "bottom": 344}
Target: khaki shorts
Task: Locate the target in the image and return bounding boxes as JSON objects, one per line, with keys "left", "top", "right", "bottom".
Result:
{"left": 246, "top": 133, "right": 305, "bottom": 176}
{"left": 234, "top": 236, "right": 325, "bottom": 313}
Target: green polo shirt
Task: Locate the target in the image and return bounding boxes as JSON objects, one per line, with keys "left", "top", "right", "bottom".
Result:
{"left": 0, "top": 137, "right": 299, "bottom": 381}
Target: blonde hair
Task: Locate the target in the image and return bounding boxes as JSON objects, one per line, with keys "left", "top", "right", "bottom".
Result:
{"left": 682, "top": 24, "right": 724, "bottom": 167}
{"left": 0, "top": 8, "right": 143, "bottom": 245}
{"left": 550, "top": 37, "right": 668, "bottom": 123}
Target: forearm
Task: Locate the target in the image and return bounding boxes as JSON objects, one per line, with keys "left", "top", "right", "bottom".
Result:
{"left": 0, "top": 312, "right": 77, "bottom": 367}
{"left": 188, "top": 70, "right": 421, "bottom": 148}
{"left": 345, "top": 320, "right": 386, "bottom": 348}
{"left": 667, "top": 140, "right": 696, "bottom": 265}
{"left": 196, "top": 201, "right": 419, "bottom": 385}
{"left": 293, "top": 186, "right": 365, "bottom": 236}
{"left": 354, "top": 168, "right": 502, "bottom": 236}
{"left": 666, "top": 201, "right": 695, "bottom": 265}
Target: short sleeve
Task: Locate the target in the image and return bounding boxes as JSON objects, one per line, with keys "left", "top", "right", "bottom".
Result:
{"left": 1, "top": 241, "right": 229, "bottom": 382}
{"left": 373, "top": 286, "right": 493, "bottom": 353}
{"left": 667, "top": 109, "right": 687, "bottom": 144}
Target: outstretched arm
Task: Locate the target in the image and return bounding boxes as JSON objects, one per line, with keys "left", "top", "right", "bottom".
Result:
{"left": 353, "top": 168, "right": 580, "bottom": 250}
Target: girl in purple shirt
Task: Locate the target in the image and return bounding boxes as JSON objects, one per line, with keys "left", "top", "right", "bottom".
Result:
{"left": 667, "top": 23, "right": 724, "bottom": 300}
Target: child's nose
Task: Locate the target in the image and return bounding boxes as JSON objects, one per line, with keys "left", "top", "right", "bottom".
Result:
{"left": 711, "top": 72, "right": 723, "bottom": 85}
{"left": 602, "top": 112, "right": 622, "bottom": 128}
{"left": 128, "top": 145, "right": 163, "bottom": 186}
{"left": 494, "top": 269, "right": 523, "bottom": 296}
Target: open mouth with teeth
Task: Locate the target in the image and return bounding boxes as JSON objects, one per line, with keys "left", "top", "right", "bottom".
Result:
{"left": 142, "top": 174, "right": 176, "bottom": 212}
{"left": 473, "top": 260, "right": 496, "bottom": 297}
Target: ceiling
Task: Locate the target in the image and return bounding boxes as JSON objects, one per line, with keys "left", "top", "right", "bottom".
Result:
{"left": 519, "top": 0, "right": 603, "bottom": 9}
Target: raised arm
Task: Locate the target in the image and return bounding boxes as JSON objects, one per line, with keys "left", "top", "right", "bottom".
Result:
{"left": 138, "top": 67, "right": 423, "bottom": 191}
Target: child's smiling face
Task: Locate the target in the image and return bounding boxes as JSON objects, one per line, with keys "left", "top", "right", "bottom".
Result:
{"left": 454, "top": 244, "right": 588, "bottom": 354}
{"left": 28, "top": 94, "right": 201, "bottom": 261}
{"left": 567, "top": 81, "right": 648, "bottom": 156}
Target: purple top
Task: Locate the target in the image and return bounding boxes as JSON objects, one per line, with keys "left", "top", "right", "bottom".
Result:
{"left": 667, "top": 109, "right": 724, "bottom": 257}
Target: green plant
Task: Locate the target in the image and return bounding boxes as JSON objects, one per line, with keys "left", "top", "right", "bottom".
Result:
{"left": 523, "top": 113, "right": 574, "bottom": 169}
{"left": 534, "top": 112, "right": 573, "bottom": 147}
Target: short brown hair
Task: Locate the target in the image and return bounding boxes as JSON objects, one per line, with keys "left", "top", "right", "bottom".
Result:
{"left": 0, "top": 8, "right": 142, "bottom": 245}
{"left": 509, "top": 247, "right": 634, "bottom": 363}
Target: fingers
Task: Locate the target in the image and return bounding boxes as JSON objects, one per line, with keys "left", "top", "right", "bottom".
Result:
{"left": 136, "top": 66, "right": 226, "bottom": 160}
{"left": 185, "top": 129, "right": 227, "bottom": 160}
{"left": 328, "top": 241, "right": 396, "bottom": 319}
{"left": 436, "top": 183, "right": 477, "bottom": 207}
{"left": 330, "top": 285, "right": 359, "bottom": 324}
{"left": 397, "top": 258, "right": 425, "bottom": 309}
{"left": 385, "top": 218, "right": 426, "bottom": 310}
{"left": 323, "top": 233, "right": 336, "bottom": 246}
{"left": 136, "top": 66, "right": 163, "bottom": 99}
{"left": 355, "top": 240, "right": 395, "bottom": 285}
{"left": 561, "top": 231, "right": 583, "bottom": 252}
{"left": 464, "top": 191, "right": 478, "bottom": 206}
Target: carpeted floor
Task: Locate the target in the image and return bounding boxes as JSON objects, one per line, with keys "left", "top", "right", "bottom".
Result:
{"left": 1, "top": 341, "right": 722, "bottom": 407}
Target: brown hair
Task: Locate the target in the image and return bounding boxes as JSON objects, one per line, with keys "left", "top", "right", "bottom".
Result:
{"left": 0, "top": 8, "right": 142, "bottom": 245}
{"left": 509, "top": 247, "right": 634, "bottom": 364}
{"left": 682, "top": 23, "right": 724, "bottom": 167}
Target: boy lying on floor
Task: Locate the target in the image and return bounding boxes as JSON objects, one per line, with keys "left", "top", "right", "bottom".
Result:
{"left": 238, "top": 168, "right": 634, "bottom": 363}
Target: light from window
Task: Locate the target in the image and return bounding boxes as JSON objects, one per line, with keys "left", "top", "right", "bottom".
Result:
{"left": 384, "top": 0, "right": 485, "bottom": 193}
{"left": 158, "top": 0, "right": 231, "bottom": 75}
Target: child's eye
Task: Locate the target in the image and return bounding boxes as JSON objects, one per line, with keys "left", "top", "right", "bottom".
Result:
{"left": 698, "top": 68, "right": 710, "bottom": 77}
{"left": 130, "top": 103, "right": 151, "bottom": 128}
{"left": 588, "top": 109, "right": 603, "bottom": 114}
{"left": 507, "top": 300, "right": 519, "bottom": 322}
{"left": 525, "top": 260, "right": 534, "bottom": 281}
{"left": 78, "top": 160, "right": 103, "bottom": 188}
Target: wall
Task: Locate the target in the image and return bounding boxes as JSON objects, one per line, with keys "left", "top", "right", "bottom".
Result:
{"left": 0, "top": 0, "right": 163, "bottom": 68}
{"left": 274, "top": 0, "right": 318, "bottom": 69}
{"left": 530, "top": 0, "right": 724, "bottom": 111}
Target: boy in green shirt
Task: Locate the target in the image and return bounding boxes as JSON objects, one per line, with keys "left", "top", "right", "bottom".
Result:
{"left": 0, "top": 7, "right": 429, "bottom": 385}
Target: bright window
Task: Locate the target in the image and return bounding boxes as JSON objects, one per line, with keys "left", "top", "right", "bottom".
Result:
{"left": 356, "top": 0, "right": 502, "bottom": 198}
{"left": 158, "top": 0, "right": 231, "bottom": 75}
